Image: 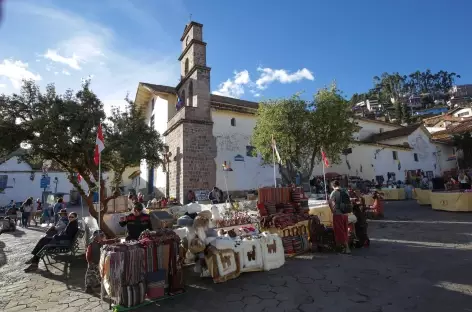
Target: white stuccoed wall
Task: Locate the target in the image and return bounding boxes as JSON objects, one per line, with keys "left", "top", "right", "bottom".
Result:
{"left": 212, "top": 110, "right": 279, "bottom": 191}
{"left": 378, "top": 128, "right": 456, "bottom": 176}
{"left": 0, "top": 157, "right": 84, "bottom": 206}
{"left": 140, "top": 95, "right": 172, "bottom": 195}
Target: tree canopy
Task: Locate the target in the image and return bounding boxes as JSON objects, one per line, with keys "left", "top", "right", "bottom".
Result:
{"left": 349, "top": 70, "right": 461, "bottom": 118}
{"left": 0, "top": 80, "right": 165, "bottom": 237}
{"left": 251, "top": 84, "right": 357, "bottom": 184}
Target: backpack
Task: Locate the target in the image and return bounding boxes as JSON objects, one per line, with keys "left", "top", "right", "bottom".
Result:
{"left": 337, "top": 190, "right": 353, "bottom": 214}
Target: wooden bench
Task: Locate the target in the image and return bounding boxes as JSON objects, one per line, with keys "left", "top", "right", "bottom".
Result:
{"left": 37, "top": 229, "right": 85, "bottom": 269}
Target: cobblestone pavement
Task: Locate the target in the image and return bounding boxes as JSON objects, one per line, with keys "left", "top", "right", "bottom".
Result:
{"left": 1, "top": 201, "right": 472, "bottom": 312}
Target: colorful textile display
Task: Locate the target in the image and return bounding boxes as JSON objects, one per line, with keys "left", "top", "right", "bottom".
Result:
{"left": 168, "top": 241, "right": 185, "bottom": 293}
{"left": 100, "top": 242, "right": 146, "bottom": 306}
{"left": 258, "top": 187, "right": 292, "bottom": 205}
{"left": 120, "top": 282, "right": 146, "bottom": 308}
{"left": 205, "top": 246, "right": 241, "bottom": 283}
{"left": 260, "top": 232, "right": 285, "bottom": 271}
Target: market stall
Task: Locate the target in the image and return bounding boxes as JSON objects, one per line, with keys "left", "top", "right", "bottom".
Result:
{"left": 430, "top": 191, "right": 472, "bottom": 212}
{"left": 414, "top": 189, "right": 431, "bottom": 206}
{"left": 257, "top": 187, "right": 317, "bottom": 257}
{"left": 380, "top": 188, "right": 405, "bottom": 200}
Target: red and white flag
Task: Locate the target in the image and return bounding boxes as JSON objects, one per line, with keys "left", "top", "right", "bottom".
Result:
{"left": 77, "top": 173, "right": 82, "bottom": 183}
{"left": 94, "top": 123, "right": 105, "bottom": 165}
{"left": 321, "top": 148, "right": 330, "bottom": 167}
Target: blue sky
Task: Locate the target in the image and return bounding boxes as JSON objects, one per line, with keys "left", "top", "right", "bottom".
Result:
{"left": 0, "top": 0, "right": 470, "bottom": 111}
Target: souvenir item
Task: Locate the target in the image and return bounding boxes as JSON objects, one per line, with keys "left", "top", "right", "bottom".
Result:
{"left": 260, "top": 232, "right": 285, "bottom": 271}
{"left": 205, "top": 246, "right": 240, "bottom": 283}
{"left": 235, "top": 238, "right": 263, "bottom": 273}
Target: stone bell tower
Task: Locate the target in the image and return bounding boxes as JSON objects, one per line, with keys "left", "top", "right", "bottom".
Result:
{"left": 164, "top": 21, "right": 217, "bottom": 202}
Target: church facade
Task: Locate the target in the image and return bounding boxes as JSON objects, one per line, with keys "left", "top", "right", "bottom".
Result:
{"left": 133, "top": 21, "right": 277, "bottom": 202}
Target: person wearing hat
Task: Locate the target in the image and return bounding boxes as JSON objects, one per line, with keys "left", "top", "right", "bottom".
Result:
{"left": 119, "top": 202, "right": 152, "bottom": 241}
{"left": 45, "top": 208, "right": 69, "bottom": 236}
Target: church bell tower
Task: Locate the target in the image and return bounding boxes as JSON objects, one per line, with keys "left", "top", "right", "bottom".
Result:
{"left": 164, "top": 21, "right": 216, "bottom": 202}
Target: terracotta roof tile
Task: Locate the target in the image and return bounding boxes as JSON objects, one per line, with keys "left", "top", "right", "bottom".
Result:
{"left": 362, "top": 124, "right": 421, "bottom": 143}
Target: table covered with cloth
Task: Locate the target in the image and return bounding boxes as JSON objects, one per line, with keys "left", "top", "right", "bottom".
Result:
{"left": 380, "top": 188, "right": 405, "bottom": 200}
{"left": 430, "top": 191, "right": 472, "bottom": 212}
{"left": 414, "top": 189, "right": 431, "bottom": 206}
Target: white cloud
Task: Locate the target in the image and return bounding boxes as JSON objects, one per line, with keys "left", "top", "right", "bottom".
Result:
{"left": 0, "top": 59, "right": 42, "bottom": 89}
{"left": 212, "top": 70, "right": 251, "bottom": 98}
{"left": 44, "top": 49, "right": 81, "bottom": 70}
{"left": 62, "top": 69, "right": 71, "bottom": 76}
{"left": 0, "top": 84, "right": 6, "bottom": 88}
{"left": 255, "top": 67, "right": 314, "bottom": 90}
{"left": 6, "top": 1, "right": 181, "bottom": 115}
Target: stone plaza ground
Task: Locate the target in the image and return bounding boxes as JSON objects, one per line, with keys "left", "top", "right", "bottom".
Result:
{"left": 0, "top": 201, "right": 472, "bottom": 312}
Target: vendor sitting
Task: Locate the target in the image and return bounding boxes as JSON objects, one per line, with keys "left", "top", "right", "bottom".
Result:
{"left": 119, "top": 202, "right": 152, "bottom": 241}
{"left": 24, "top": 212, "right": 79, "bottom": 272}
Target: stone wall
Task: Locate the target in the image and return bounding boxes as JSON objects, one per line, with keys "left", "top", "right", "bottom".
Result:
{"left": 166, "top": 124, "right": 184, "bottom": 200}
{"left": 182, "top": 122, "right": 217, "bottom": 196}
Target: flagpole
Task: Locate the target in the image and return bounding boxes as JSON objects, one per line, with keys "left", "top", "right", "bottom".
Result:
{"left": 321, "top": 148, "right": 328, "bottom": 201}
{"left": 272, "top": 135, "right": 276, "bottom": 188}
{"left": 98, "top": 152, "right": 101, "bottom": 230}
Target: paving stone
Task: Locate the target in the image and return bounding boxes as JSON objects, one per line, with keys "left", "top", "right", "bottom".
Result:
{"left": 296, "top": 277, "right": 314, "bottom": 284}
{"left": 254, "top": 291, "right": 275, "bottom": 299}
{"left": 243, "top": 296, "right": 261, "bottom": 305}
{"left": 320, "top": 284, "right": 340, "bottom": 293}
{"left": 69, "top": 298, "right": 90, "bottom": 307}
{"left": 226, "top": 301, "right": 246, "bottom": 312}
{"left": 226, "top": 293, "right": 244, "bottom": 301}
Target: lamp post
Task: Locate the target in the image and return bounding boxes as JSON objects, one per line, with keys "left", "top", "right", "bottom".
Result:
{"left": 164, "top": 150, "right": 172, "bottom": 198}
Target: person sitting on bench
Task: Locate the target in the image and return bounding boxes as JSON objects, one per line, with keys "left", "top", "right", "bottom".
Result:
{"left": 24, "top": 212, "right": 79, "bottom": 272}
{"left": 45, "top": 208, "right": 69, "bottom": 236}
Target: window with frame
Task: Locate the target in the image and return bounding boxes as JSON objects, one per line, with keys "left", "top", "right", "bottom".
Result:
{"left": 150, "top": 115, "right": 155, "bottom": 129}
{"left": 458, "top": 111, "right": 469, "bottom": 117}
{"left": 392, "top": 151, "right": 398, "bottom": 160}
{"left": 414, "top": 153, "right": 418, "bottom": 162}
{"left": 231, "top": 118, "right": 236, "bottom": 126}
{"left": 246, "top": 146, "right": 255, "bottom": 157}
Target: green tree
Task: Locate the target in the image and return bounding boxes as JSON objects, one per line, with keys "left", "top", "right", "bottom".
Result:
{"left": 401, "top": 103, "right": 411, "bottom": 125}
{"left": 251, "top": 84, "right": 356, "bottom": 184}
{"left": 0, "top": 80, "right": 165, "bottom": 237}
{"left": 394, "top": 101, "right": 403, "bottom": 124}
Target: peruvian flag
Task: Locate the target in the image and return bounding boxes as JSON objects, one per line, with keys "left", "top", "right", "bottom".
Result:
{"left": 94, "top": 123, "right": 105, "bottom": 165}
{"left": 77, "top": 173, "right": 82, "bottom": 183}
{"left": 321, "top": 148, "right": 330, "bottom": 167}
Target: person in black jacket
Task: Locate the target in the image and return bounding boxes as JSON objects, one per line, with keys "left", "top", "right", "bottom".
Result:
{"left": 119, "top": 202, "right": 152, "bottom": 241}
{"left": 24, "top": 212, "right": 79, "bottom": 272}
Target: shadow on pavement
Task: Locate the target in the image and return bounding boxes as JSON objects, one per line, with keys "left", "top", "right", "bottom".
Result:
{"left": 0, "top": 229, "right": 25, "bottom": 237}
{"left": 38, "top": 253, "right": 87, "bottom": 292}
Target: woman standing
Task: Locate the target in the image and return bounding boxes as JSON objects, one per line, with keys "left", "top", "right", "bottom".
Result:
{"left": 21, "top": 197, "right": 34, "bottom": 228}
{"left": 458, "top": 172, "right": 470, "bottom": 190}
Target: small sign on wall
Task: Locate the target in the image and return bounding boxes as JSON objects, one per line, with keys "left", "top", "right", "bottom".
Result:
{"left": 195, "top": 190, "right": 210, "bottom": 201}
